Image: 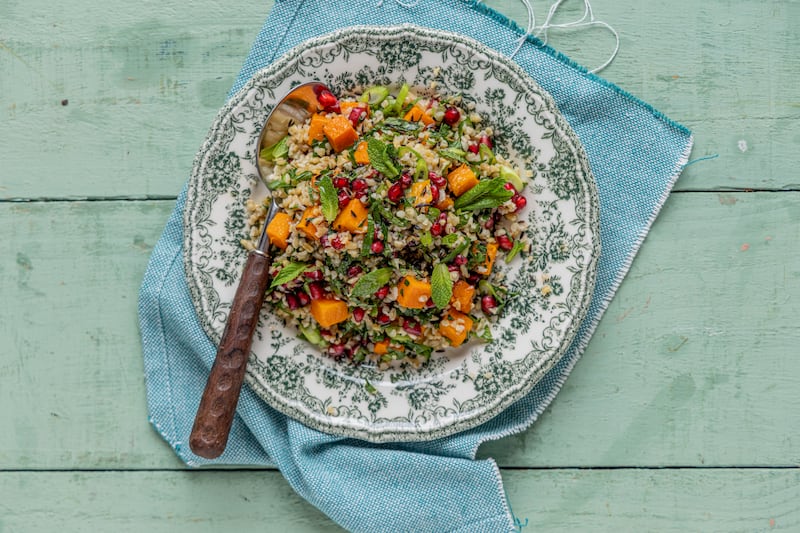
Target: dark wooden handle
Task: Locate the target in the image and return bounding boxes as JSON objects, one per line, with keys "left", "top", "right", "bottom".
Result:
{"left": 190, "top": 251, "right": 272, "bottom": 459}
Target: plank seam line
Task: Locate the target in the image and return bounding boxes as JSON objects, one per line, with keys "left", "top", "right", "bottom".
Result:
{"left": 1, "top": 466, "right": 798, "bottom": 473}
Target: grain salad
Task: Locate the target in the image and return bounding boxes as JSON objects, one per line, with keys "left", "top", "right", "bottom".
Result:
{"left": 244, "top": 84, "right": 531, "bottom": 367}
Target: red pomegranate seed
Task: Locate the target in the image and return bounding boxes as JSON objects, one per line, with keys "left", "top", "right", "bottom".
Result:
{"left": 467, "top": 273, "right": 481, "bottom": 284}
{"left": 430, "top": 222, "right": 443, "bottom": 236}
{"left": 338, "top": 190, "right": 350, "bottom": 209}
{"left": 328, "top": 343, "right": 346, "bottom": 357}
{"left": 308, "top": 281, "right": 326, "bottom": 300}
{"left": 403, "top": 319, "right": 422, "bottom": 336}
{"left": 430, "top": 184, "right": 439, "bottom": 202}
{"left": 503, "top": 182, "right": 515, "bottom": 191}
{"left": 351, "top": 178, "right": 368, "bottom": 192}
{"left": 481, "top": 295, "right": 498, "bottom": 314}
{"left": 429, "top": 172, "right": 446, "bottom": 187}
{"left": 454, "top": 255, "right": 467, "bottom": 266}
{"left": 448, "top": 264, "right": 460, "bottom": 273}
{"left": 354, "top": 190, "right": 367, "bottom": 201}
{"left": 347, "top": 265, "right": 363, "bottom": 277}
{"left": 286, "top": 293, "right": 300, "bottom": 310}
{"left": 317, "top": 89, "right": 338, "bottom": 110}
{"left": 304, "top": 269, "right": 323, "bottom": 280}
{"left": 468, "top": 144, "right": 479, "bottom": 154}
{"left": 352, "top": 307, "right": 365, "bottom": 323}
{"left": 375, "top": 285, "right": 390, "bottom": 299}
{"left": 333, "top": 176, "right": 349, "bottom": 189}
{"left": 483, "top": 217, "right": 495, "bottom": 229}
{"left": 496, "top": 235, "right": 514, "bottom": 251}
{"left": 513, "top": 194, "right": 527, "bottom": 211}
{"left": 479, "top": 134, "right": 493, "bottom": 149}
{"left": 331, "top": 236, "right": 344, "bottom": 250}
{"left": 320, "top": 234, "right": 329, "bottom": 247}
{"left": 425, "top": 297, "right": 435, "bottom": 308}
{"left": 376, "top": 312, "right": 391, "bottom": 325}
{"left": 348, "top": 107, "right": 365, "bottom": 127}
{"left": 371, "top": 240, "right": 385, "bottom": 254}
{"left": 296, "top": 291, "right": 310, "bottom": 307}
{"left": 438, "top": 212, "right": 448, "bottom": 222}
{"left": 400, "top": 172, "right": 413, "bottom": 189}
{"left": 387, "top": 183, "right": 404, "bottom": 202}
{"left": 443, "top": 106, "right": 460, "bottom": 126}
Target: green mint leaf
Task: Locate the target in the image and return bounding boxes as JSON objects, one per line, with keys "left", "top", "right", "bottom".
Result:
{"left": 382, "top": 117, "right": 420, "bottom": 132}
{"left": 442, "top": 239, "right": 470, "bottom": 264}
{"left": 367, "top": 138, "right": 399, "bottom": 178}
{"left": 420, "top": 230, "right": 433, "bottom": 247}
{"left": 438, "top": 148, "right": 469, "bottom": 165}
{"left": 505, "top": 240, "right": 525, "bottom": 263}
{"left": 270, "top": 262, "right": 311, "bottom": 289}
{"left": 318, "top": 175, "right": 338, "bottom": 223}
{"left": 454, "top": 178, "right": 513, "bottom": 211}
{"left": 351, "top": 268, "right": 393, "bottom": 298}
{"left": 431, "top": 263, "right": 453, "bottom": 309}
{"left": 441, "top": 233, "right": 460, "bottom": 246}
{"left": 361, "top": 216, "right": 375, "bottom": 257}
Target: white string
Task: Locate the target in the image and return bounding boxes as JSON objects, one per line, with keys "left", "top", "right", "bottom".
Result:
{"left": 474, "top": 0, "right": 619, "bottom": 73}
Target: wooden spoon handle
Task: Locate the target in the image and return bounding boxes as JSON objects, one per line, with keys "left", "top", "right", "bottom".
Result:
{"left": 189, "top": 250, "right": 271, "bottom": 459}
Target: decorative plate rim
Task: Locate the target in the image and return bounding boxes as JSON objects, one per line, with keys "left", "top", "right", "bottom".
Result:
{"left": 183, "top": 24, "right": 600, "bottom": 442}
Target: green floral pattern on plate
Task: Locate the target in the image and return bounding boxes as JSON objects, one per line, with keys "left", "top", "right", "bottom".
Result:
{"left": 183, "top": 25, "right": 600, "bottom": 442}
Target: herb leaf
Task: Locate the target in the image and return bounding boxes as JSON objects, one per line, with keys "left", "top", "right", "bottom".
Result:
{"left": 351, "top": 268, "right": 393, "bottom": 298}
{"left": 438, "top": 148, "right": 469, "bottom": 165}
{"left": 361, "top": 216, "right": 375, "bottom": 257}
{"left": 260, "top": 135, "right": 289, "bottom": 162}
{"left": 420, "top": 230, "right": 433, "bottom": 247}
{"left": 505, "top": 240, "right": 524, "bottom": 263}
{"left": 454, "top": 178, "right": 513, "bottom": 211}
{"left": 270, "top": 262, "right": 310, "bottom": 289}
{"left": 431, "top": 263, "right": 453, "bottom": 309}
{"left": 367, "top": 138, "right": 399, "bottom": 178}
{"left": 318, "top": 175, "right": 338, "bottom": 223}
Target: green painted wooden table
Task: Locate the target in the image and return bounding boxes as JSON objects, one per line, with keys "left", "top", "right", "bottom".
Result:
{"left": 2, "top": 0, "right": 798, "bottom": 530}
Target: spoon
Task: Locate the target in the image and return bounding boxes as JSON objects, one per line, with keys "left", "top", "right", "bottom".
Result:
{"left": 189, "top": 82, "right": 329, "bottom": 459}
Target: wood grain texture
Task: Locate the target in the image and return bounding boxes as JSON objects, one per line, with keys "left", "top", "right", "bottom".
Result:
{"left": 1, "top": 193, "right": 797, "bottom": 469}
{"left": 2, "top": 0, "right": 799, "bottom": 198}
{"left": 1, "top": 469, "right": 798, "bottom": 532}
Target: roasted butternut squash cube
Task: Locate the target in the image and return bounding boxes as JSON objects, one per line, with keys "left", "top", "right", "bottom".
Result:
{"left": 373, "top": 338, "right": 405, "bottom": 355}
{"left": 396, "top": 275, "right": 432, "bottom": 309}
{"left": 323, "top": 115, "right": 359, "bottom": 152}
{"left": 403, "top": 105, "right": 434, "bottom": 126}
{"left": 450, "top": 280, "right": 475, "bottom": 313}
{"left": 296, "top": 206, "right": 325, "bottom": 240}
{"left": 310, "top": 298, "right": 349, "bottom": 328}
{"left": 333, "top": 198, "right": 368, "bottom": 233}
{"left": 408, "top": 179, "right": 433, "bottom": 206}
{"left": 477, "top": 242, "right": 498, "bottom": 276}
{"left": 354, "top": 141, "right": 370, "bottom": 165}
{"left": 308, "top": 113, "right": 329, "bottom": 143}
{"left": 266, "top": 212, "right": 291, "bottom": 249}
{"left": 447, "top": 164, "right": 478, "bottom": 197}
{"left": 439, "top": 309, "right": 474, "bottom": 347}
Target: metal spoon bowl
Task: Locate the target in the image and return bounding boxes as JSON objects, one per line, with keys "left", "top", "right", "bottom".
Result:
{"left": 189, "top": 82, "right": 329, "bottom": 459}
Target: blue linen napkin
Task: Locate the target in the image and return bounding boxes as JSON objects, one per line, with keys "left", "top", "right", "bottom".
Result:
{"left": 139, "top": 0, "right": 693, "bottom": 530}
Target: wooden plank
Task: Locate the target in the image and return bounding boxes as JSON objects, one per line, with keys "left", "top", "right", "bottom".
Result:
{"left": 1, "top": 469, "right": 798, "bottom": 531}
{"left": 0, "top": 193, "right": 797, "bottom": 469}
{"left": 1, "top": 0, "right": 798, "bottom": 198}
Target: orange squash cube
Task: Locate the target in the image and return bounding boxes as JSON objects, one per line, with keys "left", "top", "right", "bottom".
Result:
{"left": 403, "top": 105, "right": 435, "bottom": 126}
{"left": 266, "top": 212, "right": 291, "bottom": 249}
{"left": 340, "top": 101, "right": 370, "bottom": 118}
{"left": 396, "top": 275, "right": 432, "bottom": 309}
{"left": 354, "top": 141, "right": 370, "bottom": 165}
{"left": 408, "top": 179, "right": 433, "bottom": 206}
{"left": 323, "top": 115, "right": 359, "bottom": 152}
{"left": 333, "top": 198, "right": 368, "bottom": 233}
{"left": 447, "top": 164, "right": 478, "bottom": 197}
{"left": 450, "top": 280, "right": 475, "bottom": 313}
{"left": 308, "top": 113, "right": 329, "bottom": 143}
{"left": 373, "top": 338, "right": 405, "bottom": 355}
{"left": 296, "top": 206, "right": 325, "bottom": 240}
{"left": 439, "top": 309, "right": 474, "bottom": 347}
{"left": 436, "top": 196, "right": 454, "bottom": 210}
{"left": 310, "top": 298, "right": 349, "bottom": 328}
{"left": 477, "top": 242, "right": 498, "bottom": 276}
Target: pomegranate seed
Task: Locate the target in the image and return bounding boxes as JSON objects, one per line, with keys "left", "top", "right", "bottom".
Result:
{"left": 375, "top": 285, "right": 390, "bottom": 299}
{"left": 328, "top": 343, "right": 346, "bottom": 357}
{"left": 403, "top": 319, "right": 422, "bottom": 336}
{"left": 513, "top": 194, "right": 527, "bottom": 211}
{"left": 376, "top": 312, "right": 391, "bottom": 325}
{"left": 479, "top": 134, "right": 493, "bottom": 149}
{"left": 333, "top": 176, "right": 349, "bottom": 189}
{"left": 317, "top": 89, "right": 338, "bottom": 109}
{"left": 352, "top": 307, "right": 365, "bottom": 323}
{"left": 454, "top": 255, "right": 467, "bottom": 266}
{"left": 387, "top": 183, "right": 404, "bottom": 202}
{"left": 430, "top": 184, "right": 439, "bottom": 202}
{"left": 348, "top": 107, "right": 365, "bottom": 127}
{"left": 331, "top": 236, "right": 344, "bottom": 249}
{"left": 320, "top": 234, "right": 329, "bottom": 247}
{"left": 400, "top": 172, "right": 413, "bottom": 189}
{"left": 429, "top": 172, "right": 446, "bottom": 187}
{"left": 296, "top": 291, "right": 310, "bottom": 306}
{"left": 467, "top": 273, "right": 481, "bottom": 284}
{"left": 430, "top": 222, "right": 443, "bottom": 236}
{"left": 503, "top": 182, "right": 515, "bottom": 191}
{"left": 371, "top": 240, "right": 385, "bottom": 254}
{"left": 481, "top": 295, "right": 498, "bottom": 314}
{"left": 308, "top": 281, "right": 325, "bottom": 300}
{"left": 338, "top": 190, "right": 350, "bottom": 209}
{"left": 483, "top": 218, "right": 495, "bottom": 229}
{"left": 468, "top": 144, "right": 479, "bottom": 154}
{"left": 496, "top": 235, "right": 514, "bottom": 251}
{"left": 448, "top": 264, "right": 460, "bottom": 273}
{"left": 286, "top": 293, "right": 300, "bottom": 310}
{"left": 304, "top": 269, "right": 323, "bottom": 280}
{"left": 351, "top": 178, "right": 368, "bottom": 192}
{"left": 347, "top": 265, "right": 363, "bottom": 277}
{"left": 438, "top": 212, "right": 448, "bottom": 222}
{"left": 443, "top": 106, "right": 460, "bottom": 126}
{"left": 425, "top": 297, "right": 435, "bottom": 308}
{"left": 354, "top": 190, "right": 367, "bottom": 201}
